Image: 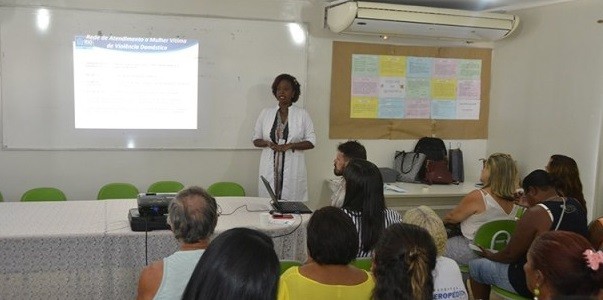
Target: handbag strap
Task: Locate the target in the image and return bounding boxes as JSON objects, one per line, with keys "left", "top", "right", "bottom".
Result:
{"left": 554, "top": 197, "right": 567, "bottom": 231}
{"left": 400, "top": 152, "right": 420, "bottom": 174}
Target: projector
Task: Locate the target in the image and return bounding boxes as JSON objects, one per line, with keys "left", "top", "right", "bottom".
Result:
{"left": 128, "top": 208, "right": 170, "bottom": 231}
{"left": 137, "top": 192, "right": 177, "bottom": 217}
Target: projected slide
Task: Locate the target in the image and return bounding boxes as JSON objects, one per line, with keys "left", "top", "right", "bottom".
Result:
{"left": 73, "top": 35, "right": 199, "bottom": 129}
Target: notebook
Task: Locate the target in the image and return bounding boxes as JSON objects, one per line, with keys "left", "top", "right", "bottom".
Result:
{"left": 260, "top": 176, "right": 312, "bottom": 214}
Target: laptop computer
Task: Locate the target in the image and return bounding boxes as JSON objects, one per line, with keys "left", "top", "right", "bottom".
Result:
{"left": 260, "top": 175, "right": 312, "bottom": 214}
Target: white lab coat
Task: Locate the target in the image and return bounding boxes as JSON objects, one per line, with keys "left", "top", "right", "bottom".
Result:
{"left": 252, "top": 105, "right": 316, "bottom": 201}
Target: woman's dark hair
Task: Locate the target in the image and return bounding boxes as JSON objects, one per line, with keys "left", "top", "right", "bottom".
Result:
{"left": 307, "top": 206, "right": 359, "bottom": 265}
{"left": 521, "top": 169, "right": 554, "bottom": 192}
{"left": 342, "top": 158, "right": 386, "bottom": 253}
{"left": 372, "top": 223, "right": 437, "bottom": 300}
{"left": 548, "top": 154, "right": 586, "bottom": 211}
{"left": 182, "top": 228, "right": 279, "bottom": 300}
{"left": 529, "top": 231, "right": 603, "bottom": 297}
{"left": 271, "top": 73, "right": 301, "bottom": 103}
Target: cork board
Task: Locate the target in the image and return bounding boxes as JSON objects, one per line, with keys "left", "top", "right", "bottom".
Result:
{"left": 329, "top": 41, "right": 491, "bottom": 139}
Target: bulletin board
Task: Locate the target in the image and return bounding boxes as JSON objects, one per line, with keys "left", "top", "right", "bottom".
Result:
{"left": 329, "top": 41, "right": 491, "bottom": 139}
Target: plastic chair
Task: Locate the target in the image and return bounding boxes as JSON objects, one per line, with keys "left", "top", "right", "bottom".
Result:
{"left": 97, "top": 183, "right": 139, "bottom": 200}
{"left": 351, "top": 257, "right": 372, "bottom": 271}
{"left": 207, "top": 182, "right": 245, "bottom": 197}
{"left": 147, "top": 181, "right": 184, "bottom": 193}
{"left": 459, "top": 219, "right": 517, "bottom": 274}
{"left": 473, "top": 219, "right": 517, "bottom": 252}
{"left": 472, "top": 220, "right": 525, "bottom": 299}
{"left": 280, "top": 260, "right": 302, "bottom": 274}
{"left": 21, "top": 187, "right": 67, "bottom": 202}
{"left": 0, "top": 191, "right": 3, "bottom": 202}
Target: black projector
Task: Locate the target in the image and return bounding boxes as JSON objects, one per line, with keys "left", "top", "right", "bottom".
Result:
{"left": 128, "top": 193, "right": 177, "bottom": 231}
{"left": 137, "top": 193, "right": 176, "bottom": 217}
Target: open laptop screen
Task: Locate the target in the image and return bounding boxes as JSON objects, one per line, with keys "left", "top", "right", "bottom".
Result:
{"left": 260, "top": 176, "right": 282, "bottom": 210}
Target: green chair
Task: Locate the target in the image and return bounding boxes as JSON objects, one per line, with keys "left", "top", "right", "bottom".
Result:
{"left": 473, "top": 219, "right": 517, "bottom": 252}
{"left": 280, "top": 260, "right": 302, "bottom": 274}
{"left": 147, "top": 181, "right": 184, "bottom": 193}
{"left": 0, "top": 191, "right": 3, "bottom": 202}
{"left": 97, "top": 183, "right": 139, "bottom": 200}
{"left": 21, "top": 187, "right": 67, "bottom": 202}
{"left": 207, "top": 182, "right": 245, "bottom": 197}
{"left": 459, "top": 220, "right": 517, "bottom": 274}
{"left": 351, "top": 257, "right": 372, "bottom": 271}
{"left": 471, "top": 219, "right": 527, "bottom": 300}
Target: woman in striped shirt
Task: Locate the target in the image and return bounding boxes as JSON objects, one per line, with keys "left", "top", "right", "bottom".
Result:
{"left": 341, "top": 158, "right": 402, "bottom": 258}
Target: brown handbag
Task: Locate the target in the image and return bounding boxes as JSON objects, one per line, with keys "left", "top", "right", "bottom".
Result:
{"left": 424, "top": 160, "right": 453, "bottom": 185}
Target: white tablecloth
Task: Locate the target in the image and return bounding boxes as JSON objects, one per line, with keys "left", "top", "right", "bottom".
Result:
{"left": 0, "top": 197, "right": 308, "bottom": 299}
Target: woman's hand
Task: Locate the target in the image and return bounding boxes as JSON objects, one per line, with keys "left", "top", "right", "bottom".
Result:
{"left": 272, "top": 143, "right": 292, "bottom": 152}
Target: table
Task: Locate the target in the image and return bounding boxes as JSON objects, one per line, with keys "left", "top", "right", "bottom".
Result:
{"left": 0, "top": 197, "right": 308, "bottom": 299}
{"left": 383, "top": 182, "right": 477, "bottom": 216}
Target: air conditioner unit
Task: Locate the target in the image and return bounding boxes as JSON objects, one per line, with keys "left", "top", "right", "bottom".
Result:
{"left": 324, "top": 0, "right": 519, "bottom": 41}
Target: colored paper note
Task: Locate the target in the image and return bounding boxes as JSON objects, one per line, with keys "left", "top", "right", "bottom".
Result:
{"left": 379, "top": 55, "right": 406, "bottom": 77}
{"left": 379, "top": 77, "right": 406, "bottom": 98}
{"left": 405, "top": 99, "right": 431, "bottom": 119}
{"left": 457, "top": 80, "right": 481, "bottom": 100}
{"left": 351, "top": 97, "right": 378, "bottom": 118}
{"left": 406, "top": 57, "right": 433, "bottom": 78}
{"left": 431, "top": 79, "right": 457, "bottom": 99}
{"left": 352, "top": 77, "right": 379, "bottom": 97}
{"left": 406, "top": 78, "right": 431, "bottom": 99}
{"left": 431, "top": 100, "right": 457, "bottom": 119}
{"left": 456, "top": 99, "right": 480, "bottom": 120}
{"left": 352, "top": 54, "right": 379, "bottom": 76}
{"left": 433, "top": 58, "right": 457, "bottom": 78}
{"left": 378, "top": 98, "right": 405, "bottom": 119}
{"left": 457, "top": 59, "right": 482, "bottom": 79}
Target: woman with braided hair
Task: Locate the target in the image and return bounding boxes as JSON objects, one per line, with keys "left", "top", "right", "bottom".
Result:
{"left": 372, "top": 223, "right": 437, "bottom": 300}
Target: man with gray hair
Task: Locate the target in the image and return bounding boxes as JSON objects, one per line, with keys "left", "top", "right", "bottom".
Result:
{"left": 137, "top": 186, "right": 218, "bottom": 300}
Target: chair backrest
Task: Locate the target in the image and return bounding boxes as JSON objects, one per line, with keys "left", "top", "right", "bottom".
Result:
{"left": 147, "top": 181, "right": 185, "bottom": 193}
{"left": 21, "top": 187, "right": 67, "bottom": 202}
{"left": 280, "top": 260, "right": 302, "bottom": 274}
{"left": 473, "top": 219, "right": 517, "bottom": 251}
{"left": 351, "top": 257, "right": 372, "bottom": 271}
{"left": 207, "top": 182, "right": 245, "bottom": 197}
{"left": 97, "top": 183, "right": 139, "bottom": 200}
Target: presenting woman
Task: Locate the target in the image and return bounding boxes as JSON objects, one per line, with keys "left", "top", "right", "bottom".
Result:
{"left": 253, "top": 74, "right": 316, "bottom": 201}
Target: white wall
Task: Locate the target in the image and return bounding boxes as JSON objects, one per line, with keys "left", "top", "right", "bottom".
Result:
{"left": 488, "top": 0, "right": 603, "bottom": 218}
{"left": 0, "top": 0, "right": 491, "bottom": 207}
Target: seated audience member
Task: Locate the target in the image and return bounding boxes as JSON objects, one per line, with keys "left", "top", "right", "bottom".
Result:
{"left": 136, "top": 186, "right": 218, "bottom": 300}
{"left": 525, "top": 231, "right": 603, "bottom": 299}
{"left": 588, "top": 217, "right": 603, "bottom": 250}
{"left": 444, "top": 153, "right": 521, "bottom": 265}
{"left": 329, "top": 140, "right": 367, "bottom": 207}
{"left": 372, "top": 223, "right": 437, "bottom": 300}
{"left": 341, "top": 158, "right": 402, "bottom": 257}
{"left": 279, "top": 206, "right": 374, "bottom": 299}
{"left": 469, "top": 169, "right": 588, "bottom": 299}
{"left": 546, "top": 154, "right": 587, "bottom": 212}
{"left": 182, "top": 227, "right": 279, "bottom": 300}
{"left": 403, "top": 206, "right": 468, "bottom": 300}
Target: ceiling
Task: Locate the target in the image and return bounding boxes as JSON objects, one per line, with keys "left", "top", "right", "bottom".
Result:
{"left": 359, "top": 0, "right": 578, "bottom": 12}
